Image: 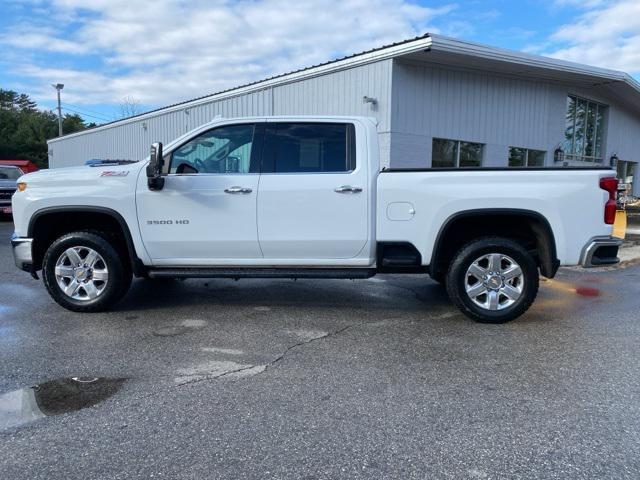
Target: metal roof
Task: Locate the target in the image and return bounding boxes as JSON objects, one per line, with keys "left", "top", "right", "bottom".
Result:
{"left": 49, "top": 33, "right": 640, "bottom": 143}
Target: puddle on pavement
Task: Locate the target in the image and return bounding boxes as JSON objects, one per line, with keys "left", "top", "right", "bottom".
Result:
{"left": 0, "top": 377, "right": 126, "bottom": 430}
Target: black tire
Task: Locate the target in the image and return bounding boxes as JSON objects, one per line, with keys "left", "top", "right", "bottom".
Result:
{"left": 445, "top": 237, "right": 539, "bottom": 323}
{"left": 42, "top": 231, "right": 132, "bottom": 312}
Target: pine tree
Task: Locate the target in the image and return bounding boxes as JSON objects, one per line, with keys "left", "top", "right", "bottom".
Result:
{"left": 0, "top": 88, "right": 93, "bottom": 168}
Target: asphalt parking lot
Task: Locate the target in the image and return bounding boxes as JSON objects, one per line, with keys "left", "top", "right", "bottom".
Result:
{"left": 1, "top": 220, "right": 639, "bottom": 479}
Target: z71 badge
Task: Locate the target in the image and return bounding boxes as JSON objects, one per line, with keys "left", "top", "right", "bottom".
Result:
{"left": 100, "top": 171, "right": 129, "bottom": 177}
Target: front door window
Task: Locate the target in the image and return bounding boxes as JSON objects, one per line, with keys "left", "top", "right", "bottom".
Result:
{"left": 169, "top": 124, "right": 256, "bottom": 174}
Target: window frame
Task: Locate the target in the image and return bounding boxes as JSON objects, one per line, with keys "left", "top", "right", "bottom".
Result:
{"left": 564, "top": 94, "right": 607, "bottom": 163}
{"left": 508, "top": 147, "right": 546, "bottom": 167}
{"left": 432, "top": 138, "right": 484, "bottom": 168}
{"left": 164, "top": 122, "right": 263, "bottom": 175}
{"left": 260, "top": 122, "right": 357, "bottom": 175}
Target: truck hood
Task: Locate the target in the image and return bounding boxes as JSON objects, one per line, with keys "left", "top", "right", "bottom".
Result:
{"left": 18, "top": 162, "right": 146, "bottom": 187}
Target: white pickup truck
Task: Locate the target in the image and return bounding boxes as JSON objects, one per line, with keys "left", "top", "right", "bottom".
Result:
{"left": 11, "top": 116, "right": 622, "bottom": 323}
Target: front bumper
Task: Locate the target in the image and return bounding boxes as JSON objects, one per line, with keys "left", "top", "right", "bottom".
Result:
{"left": 580, "top": 236, "right": 623, "bottom": 268}
{"left": 11, "top": 233, "right": 33, "bottom": 272}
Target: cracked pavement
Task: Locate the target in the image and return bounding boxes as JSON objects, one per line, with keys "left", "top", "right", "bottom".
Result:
{"left": 1, "top": 221, "right": 640, "bottom": 479}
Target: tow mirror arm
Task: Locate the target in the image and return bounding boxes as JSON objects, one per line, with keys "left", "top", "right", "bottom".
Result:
{"left": 146, "top": 142, "right": 165, "bottom": 191}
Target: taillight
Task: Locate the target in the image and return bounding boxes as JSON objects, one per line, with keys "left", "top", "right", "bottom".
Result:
{"left": 599, "top": 177, "right": 618, "bottom": 225}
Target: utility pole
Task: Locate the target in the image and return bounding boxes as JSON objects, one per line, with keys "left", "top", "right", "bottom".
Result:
{"left": 52, "top": 83, "right": 64, "bottom": 136}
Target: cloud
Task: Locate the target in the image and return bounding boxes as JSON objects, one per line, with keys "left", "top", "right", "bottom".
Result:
{"left": 1, "top": 0, "right": 456, "bottom": 108}
{"left": 0, "top": 25, "right": 90, "bottom": 54}
{"left": 544, "top": 0, "right": 640, "bottom": 73}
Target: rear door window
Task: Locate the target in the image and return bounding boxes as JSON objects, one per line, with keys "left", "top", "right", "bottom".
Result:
{"left": 263, "top": 123, "right": 356, "bottom": 173}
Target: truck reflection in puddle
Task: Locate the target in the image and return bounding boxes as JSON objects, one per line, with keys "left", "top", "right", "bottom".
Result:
{"left": 0, "top": 377, "right": 126, "bottom": 430}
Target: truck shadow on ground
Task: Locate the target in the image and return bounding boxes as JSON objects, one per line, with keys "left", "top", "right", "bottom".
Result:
{"left": 114, "top": 276, "right": 454, "bottom": 318}
{"left": 111, "top": 274, "right": 595, "bottom": 327}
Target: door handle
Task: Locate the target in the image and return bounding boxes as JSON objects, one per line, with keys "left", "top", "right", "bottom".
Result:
{"left": 334, "top": 185, "right": 363, "bottom": 194}
{"left": 224, "top": 186, "right": 252, "bottom": 194}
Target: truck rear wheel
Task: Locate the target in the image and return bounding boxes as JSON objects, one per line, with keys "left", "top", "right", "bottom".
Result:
{"left": 42, "top": 231, "right": 132, "bottom": 312}
{"left": 445, "top": 237, "right": 539, "bottom": 323}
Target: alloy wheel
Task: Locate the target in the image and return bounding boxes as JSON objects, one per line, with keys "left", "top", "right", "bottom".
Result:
{"left": 464, "top": 253, "right": 524, "bottom": 311}
{"left": 54, "top": 246, "right": 109, "bottom": 301}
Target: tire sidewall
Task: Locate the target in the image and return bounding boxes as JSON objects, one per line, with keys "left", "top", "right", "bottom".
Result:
{"left": 43, "top": 232, "right": 127, "bottom": 311}
{"left": 447, "top": 238, "right": 539, "bottom": 323}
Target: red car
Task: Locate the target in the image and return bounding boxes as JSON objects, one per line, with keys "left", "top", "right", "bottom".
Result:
{"left": 0, "top": 159, "right": 39, "bottom": 174}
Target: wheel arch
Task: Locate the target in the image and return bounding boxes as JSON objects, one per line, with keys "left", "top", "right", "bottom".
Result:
{"left": 430, "top": 208, "right": 559, "bottom": 280}
{"left": 28, "top": 206, "right": 144, "bottom": 275}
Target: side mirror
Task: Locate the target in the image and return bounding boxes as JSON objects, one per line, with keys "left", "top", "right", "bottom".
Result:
{"left": 146, "top": 142, "right": 165, "bottom": 191}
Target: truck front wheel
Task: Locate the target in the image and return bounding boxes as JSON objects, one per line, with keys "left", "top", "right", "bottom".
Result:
{"left": 42, "top": 231, "right": 132, "bottom": 312}
{"left": 446, "top": 237, "right": 539, "bottom": 323}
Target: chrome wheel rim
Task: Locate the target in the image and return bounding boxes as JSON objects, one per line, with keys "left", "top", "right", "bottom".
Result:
{"left": 55, "top": 247, "right": 109, "bottom": 301}
{"left": 465, "top": 253, "right": 524, "bottom": 311}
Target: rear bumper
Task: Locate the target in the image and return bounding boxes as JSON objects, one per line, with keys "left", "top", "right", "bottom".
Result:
{"left": 580, "top": 236, "right": 623, "bottom": 268}
{"left": 11, "top": 233, "right": 33, "bottom": 272}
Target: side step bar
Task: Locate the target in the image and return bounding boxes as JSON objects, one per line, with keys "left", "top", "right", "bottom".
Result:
{"left": 147, "top": 268, "right": 376, "bottom": 280}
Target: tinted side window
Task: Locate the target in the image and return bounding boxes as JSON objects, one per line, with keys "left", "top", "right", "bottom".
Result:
{"left": 169, "top": 124, "right": 255, "bottom": 174}
{"left": 264, "top": 123, "right": 355, "bottom": 173}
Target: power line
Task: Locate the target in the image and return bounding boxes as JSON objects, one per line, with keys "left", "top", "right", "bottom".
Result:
{"left": 63, "top": 102, "right": 116, "bottom": 120}
{"left": 61, "top": 106, "right": 111, "bottom": 122}
{"left": 61, "top": 105, "right": 112, "bottom": 122}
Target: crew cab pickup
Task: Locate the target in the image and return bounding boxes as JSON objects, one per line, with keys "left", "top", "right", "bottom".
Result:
{"left": 11, "top": 116, "right": 622, "bottom": 323}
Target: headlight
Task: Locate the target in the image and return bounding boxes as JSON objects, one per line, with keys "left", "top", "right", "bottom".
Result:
{"left": 17, "top": 182, "right": 27, "bottom": 192}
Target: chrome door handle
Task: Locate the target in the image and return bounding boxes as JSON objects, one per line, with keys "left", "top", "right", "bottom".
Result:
{"left": 334, "top": 185, "right": 363, "bottom": 194}
{"left": 224, "top": 186, "right": 252, "bottom": 194}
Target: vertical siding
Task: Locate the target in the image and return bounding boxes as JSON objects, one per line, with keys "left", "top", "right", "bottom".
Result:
{"left": 606, "top": 104, "right": 640, "bottom": 195}
{"left": 48, "top": 61, "right": 393, "bottom": 168}
{"left": 272, "top": 60, "right": 391, "bottom": 131}
{"left": 389, "top": 60, "right": 640, "bottom": 176}
{"left": 606, "top": 105, "right": 640, "bottom": 162}
{"left": 390, "top": 61, "right": 555, "bottom": 168}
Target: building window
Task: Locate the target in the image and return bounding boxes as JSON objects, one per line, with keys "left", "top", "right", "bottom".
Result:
{"left": 563, "top": 95, "right": 606, "bottom": 162}
{"left": 508, "top": 147, "right": 546, "bottom": 167}
{"left": 432, "top": 138, "right": 483, "bottom": 168}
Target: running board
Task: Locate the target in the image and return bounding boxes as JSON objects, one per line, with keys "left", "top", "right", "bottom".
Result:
{"left": 147, "top": 268, "right": 376, "bottom": 280}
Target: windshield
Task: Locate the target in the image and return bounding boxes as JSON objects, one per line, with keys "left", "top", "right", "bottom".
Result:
{"left": 0, "top": 166, "right": 21, "bottom": 181}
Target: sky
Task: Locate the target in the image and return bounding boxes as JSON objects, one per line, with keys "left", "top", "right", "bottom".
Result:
{"left": 1, "top": 0, "right": 639, "bottom": 124}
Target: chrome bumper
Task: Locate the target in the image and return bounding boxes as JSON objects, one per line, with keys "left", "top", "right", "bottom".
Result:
{"left": 580, "top": 236, "right": 623, "bottom": 268}
{"left": 11, "top": 233, "right": 33, "bottom": 272}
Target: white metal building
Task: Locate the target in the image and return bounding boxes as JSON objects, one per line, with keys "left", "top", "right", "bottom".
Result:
{"left": 48, "top": 34, "right": 640, "bottom": 194}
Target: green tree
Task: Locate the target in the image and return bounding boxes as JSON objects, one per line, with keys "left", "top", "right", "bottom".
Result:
{"left": 0, "top": 89, "right": 93, "bottom": 168}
